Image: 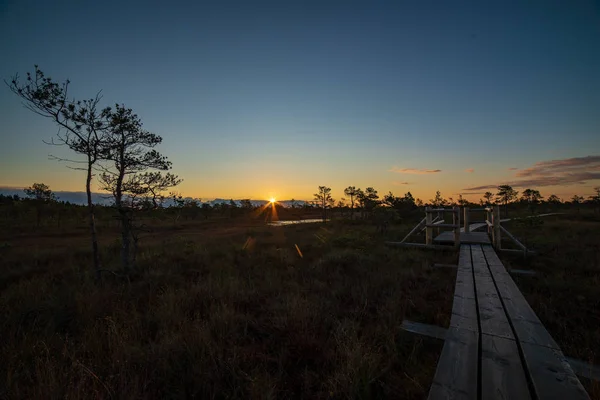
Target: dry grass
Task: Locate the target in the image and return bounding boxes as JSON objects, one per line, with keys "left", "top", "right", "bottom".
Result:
{"left": 0, "top": 215, "right": 456, "bottom": 399}
{"left": 2, "top": 208, "right": 596, "bottom": 399}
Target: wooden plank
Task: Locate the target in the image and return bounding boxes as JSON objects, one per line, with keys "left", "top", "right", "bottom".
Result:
{"left": 401, "top": 320, "right": 447, "bottom": 340}
{"left": 481, "top": 245, "right": 590, "bottom": 398}
{"left": 427, "top": 223, "right": 459, "bottom": 228}
{"left": 435, "top": 232, "right": 491, "bottom": 244}
{"left": 521, "top": 342, "right": 590, "bottom": 399}
{"left": 481, "top": 334, "right": 532, "bottom": 400}
{"left": 428, "top": 327, "right": 479, "bottom": 400}
{"left": 401, "top": 216, "right": 426, "bottom": 243}
{"left": 426, "top": 207, "right": 433, "bottom": 245}
{"left": 385, "top": 242, "right": 456, "bottom": 251}
{"left": 451, "top": 295, "right": 478, "bottom": 320}
{"left": 471, "top": 245, "right": 515, "bottom": 340}
{"left": 512, "top": 319, "right": 560, "bottom": 350}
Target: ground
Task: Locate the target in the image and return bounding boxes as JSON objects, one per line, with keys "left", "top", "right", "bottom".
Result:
{"left": 0, "top": 209, "right": 598, "bottom": 399}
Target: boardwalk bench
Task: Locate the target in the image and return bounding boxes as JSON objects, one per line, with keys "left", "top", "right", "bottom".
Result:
{"left": 428, "top": 244, "right": 590, "bottom": 399}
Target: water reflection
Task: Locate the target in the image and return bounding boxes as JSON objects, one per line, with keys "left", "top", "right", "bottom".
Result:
{"left": 268, "top": 219, "right": 326, "bottom": 226}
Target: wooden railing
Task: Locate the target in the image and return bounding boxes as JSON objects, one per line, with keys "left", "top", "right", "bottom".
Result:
{"left": 425, "top": 207, "right": 460, "bottom": 247}
{"left": 391, "top": 205, "right": 532, "bottom": 256}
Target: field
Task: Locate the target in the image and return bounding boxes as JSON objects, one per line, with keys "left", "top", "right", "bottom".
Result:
{"left": 0, "top": 206, "right": 598, "bottom": 399}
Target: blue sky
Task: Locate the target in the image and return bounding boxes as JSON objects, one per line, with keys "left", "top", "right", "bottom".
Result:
{"left": 1, "top": 0, "right": 599, "bottom": 201}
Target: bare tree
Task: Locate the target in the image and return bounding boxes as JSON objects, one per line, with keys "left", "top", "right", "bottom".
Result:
{"left": 99, "top": 104, "right": 180, "bottom": 271}
{"left": 314, "top": 186, "right": 333, "bottom": 223}
{"left": 7, "top": 66, "right": 108, "bottom": 279}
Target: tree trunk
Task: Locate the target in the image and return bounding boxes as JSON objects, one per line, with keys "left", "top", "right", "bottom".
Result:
{"left": 86, "top": 160, "right": 101, "bottom": 281}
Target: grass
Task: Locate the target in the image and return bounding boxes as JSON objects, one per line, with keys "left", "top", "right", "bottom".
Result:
{"left": 1, "top": 209, "right": 598, "bottom": 398}
{"left": 0, "top": 214, "right": 457, "bottom": 399}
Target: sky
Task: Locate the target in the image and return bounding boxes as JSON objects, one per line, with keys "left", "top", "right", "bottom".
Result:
{"left": 1, "top": 0, "right": 599, "bottom": 203}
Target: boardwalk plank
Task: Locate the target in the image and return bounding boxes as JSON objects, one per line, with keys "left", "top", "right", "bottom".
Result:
{"left": 428, "top": 327, "right": 479, "bottom": 400}
{"left": 521, "top": 342, "right": 590, "bottom": 400}
{"left": 481, "top": 334, "right": 532, "bottom": 400}
{"left": 471, "top": 245, "right": 515, "bottom": 340}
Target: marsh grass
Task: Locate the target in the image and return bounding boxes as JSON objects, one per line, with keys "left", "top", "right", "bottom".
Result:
{"left": 0, "top": 218, "right": 455, "bottom": 399}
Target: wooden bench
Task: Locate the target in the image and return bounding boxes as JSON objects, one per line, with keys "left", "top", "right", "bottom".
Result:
{"left": 428, "top": 244, "right": 590, "bottom": 399}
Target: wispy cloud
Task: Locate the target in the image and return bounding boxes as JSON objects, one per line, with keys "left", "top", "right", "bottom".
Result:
{"left": 389, "top": 167, "right": 442, "bottom": 174}
{"left": 393, "top": 181, "right": 411, "bottom": 186}
{"left": 465, "top": 168, "right": 474, "bottom": 173}
{"left": 507, "top": 167, "right": 519, "bottom": 171}
{"left": 515, "top": 155, "right": 600, "bottom": 177}
{"left": 463, "top": 155, "right": 600, "bottom": 191}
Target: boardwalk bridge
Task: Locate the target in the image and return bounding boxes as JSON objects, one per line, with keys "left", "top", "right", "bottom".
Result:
{"left": 387, "top": 206, "right": 593, "bottom": 399}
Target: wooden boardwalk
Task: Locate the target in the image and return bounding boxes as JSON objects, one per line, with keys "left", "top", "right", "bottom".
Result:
{"left": 434, "top": 231, "right": 491, "bottom": 244}
{"left": 428, "top": 244, "right": 589, "bottom": 399}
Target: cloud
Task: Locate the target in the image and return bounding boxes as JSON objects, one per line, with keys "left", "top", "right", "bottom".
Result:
{"left": 389, "top": 167, "right": 442, "bottom": 174}
{"left": 515, "top": 155, "right": 600, "bottom": 177}
{"left": 507, "top": 167, "right": 519, "bottom": 171}
{"left": 393, "top": 181, "right": 411, "bottom": 186}
{"left": 465, "top": 168, "right": 474, "bottom": 173}
{"left": 463, "top": 155, "right": 600, "bottom": 191}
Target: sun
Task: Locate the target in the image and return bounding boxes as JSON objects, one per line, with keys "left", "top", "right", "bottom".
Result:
{"left": 269, "top": 197, "right": 276, "bottom": 203}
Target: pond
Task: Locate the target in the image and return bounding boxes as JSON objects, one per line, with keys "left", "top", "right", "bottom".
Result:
{"left": 267, "top": 219, "right": 325, "bottom": 226}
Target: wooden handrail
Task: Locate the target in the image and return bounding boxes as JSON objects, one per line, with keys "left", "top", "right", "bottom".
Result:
{"left": 426, "top": 223, "right": 459, "bottom": 228}
{"left": 500, "top": 225, "right": 527, "bottom": 251}
{"left": 401, "top": 216, "right": 426, "bottom": 243}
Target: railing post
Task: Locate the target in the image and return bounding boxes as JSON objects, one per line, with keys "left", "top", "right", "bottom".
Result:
{"left": 486, "top": 208, "right": 492, "bottom": 235}
{"left": 454, "top": 206, "right": 461, "bottom": 247}
{"left": 464, "top": 206, "right": 470, "bottom": 233}
{"left": 425, "top": 207, "right": 432, "bottom": 245}
{"left": 493, "top": 205, "right": 501, "bottom": 249}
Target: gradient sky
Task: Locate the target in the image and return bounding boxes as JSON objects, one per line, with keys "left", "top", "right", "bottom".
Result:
{"left": 1, "top": 0, "right": 599, "bottom": 202}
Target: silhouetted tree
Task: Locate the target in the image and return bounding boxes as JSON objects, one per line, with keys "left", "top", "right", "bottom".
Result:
{"left": 457, "top": 194, "right": 468, "bottom": 206}
{"left": 482, "top": 191, "right": 494, "bottom": 206}
{"left": 99, "top": 104, "right": 179, "bottom": 271}
{"left": 362, "top": 187, "right": 379, "bottom": 217}
{"left": 24, "top": 182, "right": 55, "bottom": 202}
{"left": 131, "top": 172, "right": 182, "bottom": 209}
{"left": 344, "top": 186, "right": 359, "bottom": 219}
{"left": 23, "top": 182, "right": 56, "bottom": 227}
{"left": 521, "top": 189, "right": 543, "bottom": 204}
{"left": 521, "top": 188, "right": 543, "bottom": 214}
{"left": 546, "top": 194, "right": 561, "bottom": 204}
{"left": 383, "top": 191, "right": 416, "bottom": 214}
{"left": 496, "top": 185, "right": 518, "bottom": 217}
{"left": 430, "top": 191, "right": 447, "bottom": 207}
{"left": 7, "top": 65, "right": 107, "bottom": 278}
{"left": 314, "top": 186, "right": 333, "bottom": 223}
